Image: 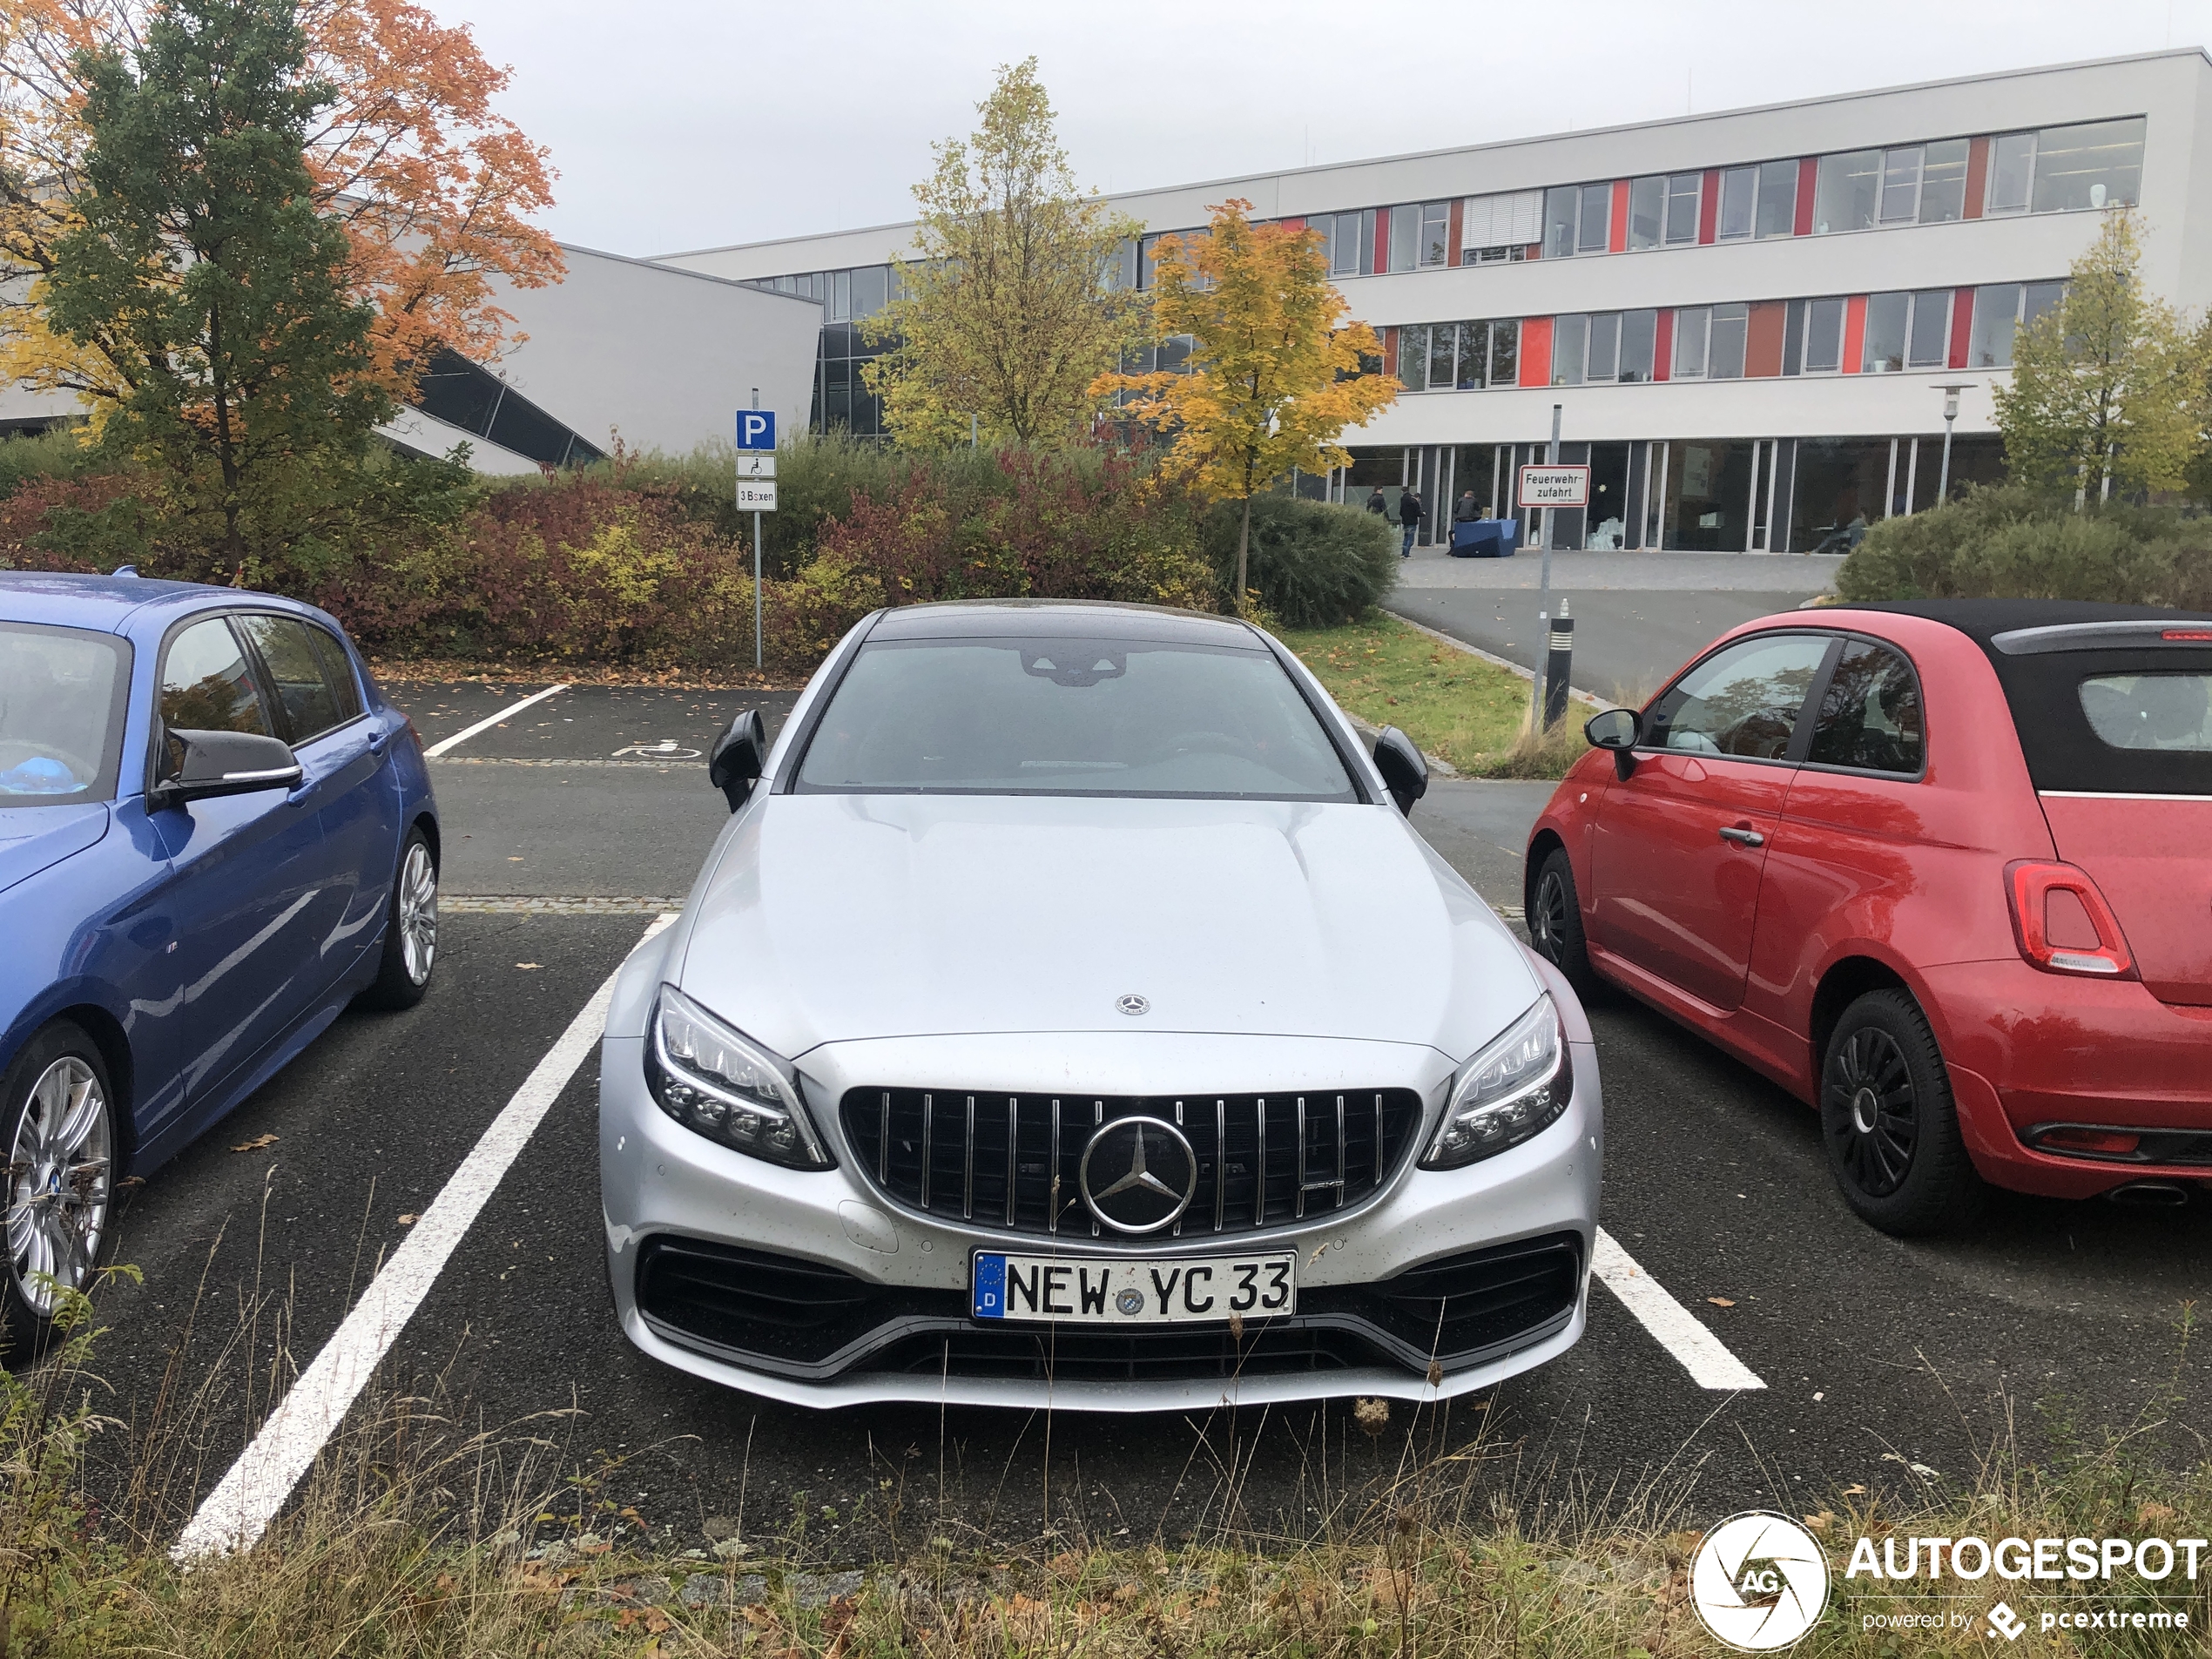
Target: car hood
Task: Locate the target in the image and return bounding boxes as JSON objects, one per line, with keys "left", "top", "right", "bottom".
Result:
{"left": 675, "top": 793, "right": 1539, "bottom": 1062}
{"left": 0, "top": 804, "right": 111, "bottom": 898}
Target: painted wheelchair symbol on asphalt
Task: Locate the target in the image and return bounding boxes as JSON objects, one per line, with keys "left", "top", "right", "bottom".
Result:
{"left": 612, "top": 739, "right": 702, "bottom": 759}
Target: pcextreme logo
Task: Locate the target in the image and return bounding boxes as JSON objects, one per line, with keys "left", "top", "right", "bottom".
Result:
{"left": 1691, "top": 1512, "right": 1832, "bottom": 1651}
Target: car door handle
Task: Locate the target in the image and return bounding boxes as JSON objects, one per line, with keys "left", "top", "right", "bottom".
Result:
{"left": 1717, "top": 826, "right": 1764, "bottom": 847}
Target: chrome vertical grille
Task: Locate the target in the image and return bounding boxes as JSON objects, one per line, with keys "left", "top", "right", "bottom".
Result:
{"left": 840, "top": 1088, "right": 1424, "bottom": 1240}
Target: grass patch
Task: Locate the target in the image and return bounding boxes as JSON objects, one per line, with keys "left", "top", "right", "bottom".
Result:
{"left": 1283, "top": 611, "right": 1595, "bottom": 779}
{"left": 10, "top": 1277, "right": 2211, "bottom": 1656}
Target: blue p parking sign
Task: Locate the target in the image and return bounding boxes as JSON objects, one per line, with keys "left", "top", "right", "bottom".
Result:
{"left": 736, "top": 410, "right": 776, "bottom": 451}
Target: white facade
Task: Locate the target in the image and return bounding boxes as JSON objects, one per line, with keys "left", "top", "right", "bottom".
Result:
{"left": 655, "top": 49, "right": 2212, "bottom": 552}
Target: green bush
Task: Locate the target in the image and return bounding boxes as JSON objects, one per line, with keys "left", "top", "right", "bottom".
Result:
{"left": 1836, "top": 483, "right": 2212, "bottom": 609}
{"left": 1204, "top": 494, "right": 1397, "bottom": 628}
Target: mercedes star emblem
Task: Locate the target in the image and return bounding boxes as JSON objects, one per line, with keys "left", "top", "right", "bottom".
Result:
{"left": 1116, "top": 994, "right": 1150, "bottom": 1016}
{"left": 1077, "top": 1116, "right": 1198, "bottom": 1234}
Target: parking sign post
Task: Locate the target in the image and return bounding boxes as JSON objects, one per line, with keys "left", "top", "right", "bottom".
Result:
{"left": 1514, "top": 406, "right": 1593, "bottom": 731}
{"left": 738, "top": 398, "right": 777, "bottom": 671}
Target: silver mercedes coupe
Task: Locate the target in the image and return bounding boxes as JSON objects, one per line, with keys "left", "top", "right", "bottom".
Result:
{"left": 597, "top": 600, "right": 1602, "bottom": 1411}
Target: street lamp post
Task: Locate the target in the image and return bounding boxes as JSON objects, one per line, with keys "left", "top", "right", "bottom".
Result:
{"left": 1932, "top": 382, "right": 1977, "bottom": 507}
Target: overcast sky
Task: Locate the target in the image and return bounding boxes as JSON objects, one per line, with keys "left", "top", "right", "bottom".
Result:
{"left": 423, "top": 0, "right": 2212, "bottom": 259}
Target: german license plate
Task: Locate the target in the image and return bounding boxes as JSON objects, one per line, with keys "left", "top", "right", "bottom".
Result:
{"left": 971, "top": 1251, "right": 1295, "bottom": 1325}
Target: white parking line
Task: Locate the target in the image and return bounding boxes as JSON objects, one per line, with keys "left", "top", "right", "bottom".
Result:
{"left": 1592, "top": 1226, "right": 1765, "bottom": 1392}
{"left": 172, "top": 914, "right": 677, "bottom": 1559}
{"left": 421, "top": 683, "right": 570, "bottom": 758}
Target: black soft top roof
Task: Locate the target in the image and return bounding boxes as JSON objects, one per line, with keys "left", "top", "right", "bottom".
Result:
{"left": 1840, "top": 599, "right": 2212, "bottom": 794}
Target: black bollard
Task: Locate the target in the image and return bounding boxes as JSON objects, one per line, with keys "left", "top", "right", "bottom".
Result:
{"left": 1542, "top": 598, "right": 1573, "bottom": 730}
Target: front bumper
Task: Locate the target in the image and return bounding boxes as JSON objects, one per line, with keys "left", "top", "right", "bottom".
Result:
{"left": 599, "top": 1031, "right": 1602, "bottom": 1411}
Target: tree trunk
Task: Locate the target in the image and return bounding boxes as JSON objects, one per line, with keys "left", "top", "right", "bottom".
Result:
{"left": 1237, "top": 495, "right": 1251, "bottom": 616}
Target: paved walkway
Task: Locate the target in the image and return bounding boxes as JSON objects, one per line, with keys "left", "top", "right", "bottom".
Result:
{"left": 1386, "top": 548, "right": 1840, "bottom": 705}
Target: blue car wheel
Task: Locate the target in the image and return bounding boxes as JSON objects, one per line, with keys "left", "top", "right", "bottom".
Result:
{"left": 362, "top": 828, "right": 439, "bottom": 1010}
{"left": 3, "top": 1020, "right": 116, "bottom": 1347}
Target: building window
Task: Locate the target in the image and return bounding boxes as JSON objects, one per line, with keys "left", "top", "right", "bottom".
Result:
{"left": 1587, "top": 312, "right": 1620, "bottom": 381}
{"left": 1673, "top": 307, "right": 1710, "bottom": 378}
{"left": 1802, "top": 296, "right": 1844, "bottom": 372}
{"left": 1862, "top": 292, "right": 1909, "bottom": 372}
{"left": 1388, "top": 204, "right": 1419, "bottom": 272}
{"left": 1814, "top": 149, "right": 1880, "bottom": 233}
{"left": 1490, "top": 319, "right": 1521, "bottom": 384}
{"left": 1578, "top": 182, "right": 1610, "bottom": 253}
{"left": 1756, "top": 159, "right": 1797, "bottom": 238}
{"left": 2031, "top": 117, "right": 2145, "bottom": 211}
{"left": 1420, "top": 200, "right": 1450, "bottom": 266}
{"left": 1665, "top": 172, "right": 1701, "bottom": 243}
{"left": 1967, "top": 280, "right": 2066, "bottom": 368}
{"left": 1619, "top": 309, "right": 1657, "bottom": 381}
{"left": 1428, "top": 320, "right": 1456, "bottom": 387}
{"left": 1919, "top": 138, "right": 1969, "bottom": 221}
{"left": 1628, "top": 176, "right": 1664, "bottom": 249}
{"left": 1552, "top": 314, "right": 1588, "bottom": 385}
{"left": 1398, "top": 323, "right": 1429, "bottom": 390}
{"left": 1324, "top": 211, "right": 1378, "bottom": 277}
{"left": 1986, "top": 132, "right": 2034, "bottom": 213}
{"left": 1455, "top": 321, "right": 1488, "bottom": 388}
{"left": 1544, "top": 186, "right": 1579, "bottom": 258}
{"left": 1708, "top": 301, "right": 1748, "bottom": 376}
{"left": 1907, "top": 288, "right": 1952, "bottom": 368}
{"left": 1460, "top": 189, "right": 1541, "bottom": 263}
{"left": 1717, "top": 166, "right": 1756, "bottom": 239}
{"left": 1878, "top": 148, "right": 1922, "bottom": 223}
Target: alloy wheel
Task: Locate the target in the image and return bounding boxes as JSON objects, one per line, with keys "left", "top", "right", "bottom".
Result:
{"left": 1827, "top": 1026, "right": 1917, "bottom": 1197}
{"left": 399, "top": 841, "right": 439, "bottom": 986}
{"left": 1532, "top": 868, "right": 1571, "bottom": 962}
{"left": 6, "top": 1055, "right": 111, "bottom": 1314}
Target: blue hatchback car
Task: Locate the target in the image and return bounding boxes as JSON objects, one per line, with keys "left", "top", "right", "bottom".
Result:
{"left": 0, "top": 572, "right": 439, "bottom": 1345}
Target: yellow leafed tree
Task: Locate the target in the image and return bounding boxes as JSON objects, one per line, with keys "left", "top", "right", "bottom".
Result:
{"left": 1092, "top": 199, "right": 1398, "bottom": 610}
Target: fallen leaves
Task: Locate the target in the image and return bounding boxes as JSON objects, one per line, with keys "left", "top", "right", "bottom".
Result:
{"left": 230, "top": 1134, "right": 278, "bottom": 1153}
{"left": 397, "top": 1214, "right": 419, "bottom": 1225}
{"left": 515, "top": 962, "right": 541, "bottom": 969}
{"left": 1706, "top": 1297, "right": 1736, "bottom": 1307}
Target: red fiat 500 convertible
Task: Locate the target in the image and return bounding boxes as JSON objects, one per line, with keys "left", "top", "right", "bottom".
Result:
{"left": 1525, "top": 599, "right": 2212, "bottom": 1235}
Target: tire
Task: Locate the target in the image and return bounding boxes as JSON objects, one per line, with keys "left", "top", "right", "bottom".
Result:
{"left": 1527, "top": 846, "right": 1598, "bottom": 996}
{"left": 1820, "top": 989, "right": 1986, "bottom": 1237}
{"left": 3, "top": 1021, "right": 118, "bottom": 1354}
{"left": 363, "top": 826, "right": 438, "bottom": 1010}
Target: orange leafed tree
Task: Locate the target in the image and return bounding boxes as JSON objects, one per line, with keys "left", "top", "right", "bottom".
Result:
{"left": 0, "top": 0, "right": 561, "bottom": 412}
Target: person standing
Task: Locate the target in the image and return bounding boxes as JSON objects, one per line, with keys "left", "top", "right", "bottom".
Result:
{"left": 1398, "top": 486, "right": 1425, "bottom": 558}
{"left": 1365, "top": 486, "right": 1388, "bottom": 516}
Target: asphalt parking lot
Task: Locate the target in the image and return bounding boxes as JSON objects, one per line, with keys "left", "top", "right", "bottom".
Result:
{"left": 86, "top": 677, "right": 2211, "bottom": 1557}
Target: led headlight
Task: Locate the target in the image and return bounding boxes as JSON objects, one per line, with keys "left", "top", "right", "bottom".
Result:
{"left": 1421, "top": 995, "right": 1573, "bottom": 1170}
{"left": 644, "top": 985, "right": 833, "bottom": 1170}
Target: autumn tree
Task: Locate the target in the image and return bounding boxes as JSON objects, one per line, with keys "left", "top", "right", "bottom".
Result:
{"left": 44, "top": 0, "right": 389, "bottom": 559}
{"left": 1093, "top": 199, "right": 1398, "bottom": 609}
{"left": 861, "top": 57, "right": 1139, "bottom": 448}
{"left": 0, "top": 0, "right": 560, "bottom": 413}
{"left": 1995, "top": 212, "right": 2201, "bottom": 503}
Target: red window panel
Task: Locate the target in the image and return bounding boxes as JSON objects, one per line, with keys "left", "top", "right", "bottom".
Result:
{"left": 1794, "top": 158, "right": 1817, "bottom": 235}
{"left": 1948, "top": 287, "right": 1976, "bottom": 369}
{"left": 1698, "top": 170, "right": 1720, "bottom": 245}
{"left": 1278, "top": 217, "right": 1306, "bottom": 232}
{"left": 1372, "top": 212, "right": 1391, "bottom": 273}
{"left": 1609, "top": 180, "right": 1629, "bottom": 253}
{"left": 1964, "top": 137, "right": 1990, "bottom": 219}
{"left": 1381, "top": 325, "right": 1398, "bottom": 378}
{"left": 1745, "top": 301, "right": 1787, "bottom": 376}
{"left": 1654, "top": 310, "right": 1674, "bottom": 381}
{"left": 1841, "top": 295, "right": 1867, "bottom": 374}
{"left": 1447, "top": 199, "right": 1464, "bottom": 263}
{"left": 1520, "top": 319, "right": 1553, "bottom": 388}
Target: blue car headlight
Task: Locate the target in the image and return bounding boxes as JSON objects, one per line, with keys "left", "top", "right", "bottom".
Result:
{"left": 644, "top": 985, "right": 833, "bottom": 1170}
{"left": 1421, "top": 995, "right": 1573, "bottom": 1170}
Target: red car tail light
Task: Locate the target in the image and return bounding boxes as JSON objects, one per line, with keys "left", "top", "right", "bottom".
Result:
{"left": 2161, "top": 628, "right": 2212, "bottom": 641}
{"left": 2005, "top": 860, "right": 2136, "bottom": 979}
{"left": 2035, "top": 1127, "right": 2142, "bottom": 1157}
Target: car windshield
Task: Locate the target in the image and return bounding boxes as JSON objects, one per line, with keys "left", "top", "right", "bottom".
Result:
{"left": 2079, "top": 674, "right": 2212, "bottom": 752}
{"left": 0, "top": 622, "right": 132, "bottom": 806}
{"left": 795, "top": 635, "right": 1359, "bottom": 800}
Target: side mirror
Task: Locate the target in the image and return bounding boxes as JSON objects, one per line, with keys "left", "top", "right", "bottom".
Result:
{"left": 1372, "top": 725, "right": 1428, "bottom": 816}
{"left": 1584, "top": 707, "right": 1642, "bottom": 780}
{"left": 154, "top": 728, "right": 302, "bottom": 806}
{"left": 708, "top": 709, "right": 767, "bottom": 813}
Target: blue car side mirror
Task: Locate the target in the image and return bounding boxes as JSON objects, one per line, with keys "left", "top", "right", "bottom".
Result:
{"left": 154, "top": 728, "right": 303, "bottom": 806}
{"left": 709, "top": 710, "right": 767, "bottom": 813}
